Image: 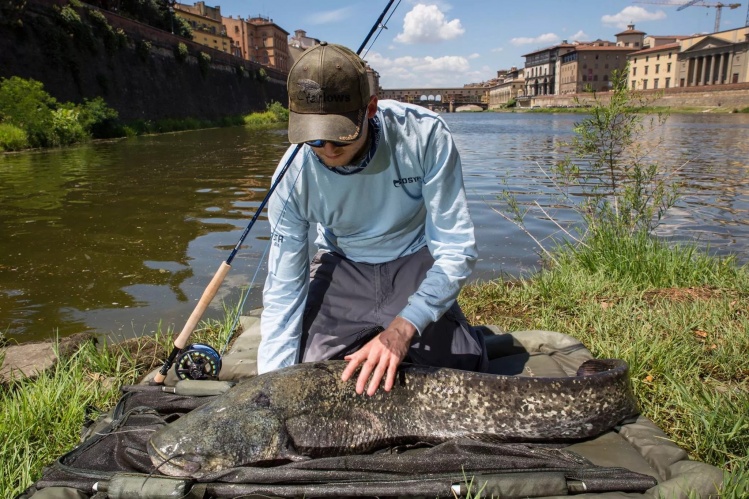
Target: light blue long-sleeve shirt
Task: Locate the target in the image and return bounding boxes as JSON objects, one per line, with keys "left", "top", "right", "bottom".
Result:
{"left": 258, "top": 100, "right": 477, "bottom": 373}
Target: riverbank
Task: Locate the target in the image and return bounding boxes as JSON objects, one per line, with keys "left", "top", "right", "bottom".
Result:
{"left": 1, "top": 234, "right": 747, "bottom": 497}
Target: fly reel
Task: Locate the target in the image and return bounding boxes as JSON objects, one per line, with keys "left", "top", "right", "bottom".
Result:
{"left": 174, "top": 343, "right": 222, "bottom": 380}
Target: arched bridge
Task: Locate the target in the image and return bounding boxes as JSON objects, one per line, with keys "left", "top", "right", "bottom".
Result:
{"left": 379, "top": 87, "right": 488, "bottom": 111}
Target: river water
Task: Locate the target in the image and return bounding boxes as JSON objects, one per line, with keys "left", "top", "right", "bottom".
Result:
{"left": 1, "top": 112, "right": 748, "bottom": 343}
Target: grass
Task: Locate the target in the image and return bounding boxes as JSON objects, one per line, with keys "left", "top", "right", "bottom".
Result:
{"left": 2, "top": 234, "right": 747, "bottom": 496}
{"left": 460, "top": 233, "right": 749, "bottom": 495}
{"left": 0, "top": 309, "right": 237, "bottom": 498}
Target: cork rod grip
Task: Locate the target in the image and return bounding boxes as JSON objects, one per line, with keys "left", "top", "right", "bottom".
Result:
{"left": 152, "top": 261, "right": 232, "bottom": 384}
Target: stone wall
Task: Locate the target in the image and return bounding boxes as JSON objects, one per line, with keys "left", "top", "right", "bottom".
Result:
{"left": 528, "top": 82, "right": 749, "bottom": 110}
{"left": 0, "top": 0, "right": 288, "bottom": 122}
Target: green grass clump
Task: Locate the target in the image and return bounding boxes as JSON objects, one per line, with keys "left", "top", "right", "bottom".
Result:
{"left": 243, "top": 101, "right": 289, "bottom": 128}
{"left": 460, "top": 233, "right": 749, "bottom": 493}
{"left": 0, "top": 304, "right": 239, "bottom": 497}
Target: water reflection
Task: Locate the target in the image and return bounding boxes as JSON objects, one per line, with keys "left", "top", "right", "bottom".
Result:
{"left": 1, "top": 114, "right": 748, "bottom": 343}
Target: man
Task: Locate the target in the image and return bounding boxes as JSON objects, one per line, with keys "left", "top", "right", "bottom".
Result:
{"left": 259, "top": 42, "right": 487, "bottom": 395}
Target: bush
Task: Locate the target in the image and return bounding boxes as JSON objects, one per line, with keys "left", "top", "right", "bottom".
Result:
{"left": 198, "top": 51, "right": 211, "bottom": 76}
{"left": 174, "top": 42, "right": 188, "bottom": 63}
{"left": 0, "top": 76, "right": 57, "bottom": 147}
{"left": 136, "top": 39, "right": 151, "bottom": 61}
{"left": 50, "top": 106, "right": 88, "bottom": 146}
{"left": 78, "top": 97, "right": 121, "bottom": 138}
{"left": 0, "top": 123, "right": 29, "bottom": 151}
{"left": 257, "top": 67, "right": 268, "bottom": 82}
{"left": 243, "top": 101, "right": 289, "bottom": 127}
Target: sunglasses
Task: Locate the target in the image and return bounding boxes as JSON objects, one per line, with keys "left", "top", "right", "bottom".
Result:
{"left": 305, "top": 139, "right": 352, "bottom": 148}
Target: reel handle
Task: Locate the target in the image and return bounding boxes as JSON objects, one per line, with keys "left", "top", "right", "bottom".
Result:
{"left": 153, "top": 261, "right": 231, "bottom": 384}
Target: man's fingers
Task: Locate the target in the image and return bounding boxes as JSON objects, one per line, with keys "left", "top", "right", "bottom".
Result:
{"left": 384, "top": 362, "right": 398, "bottom": 392}
{"left": 356, "top": 360, "right": 377, "bottom": 395}
{"left": 366, "top": 360, "right": 389, "bottom": 396}
{"left": 341, "top": 355, "right": 361, "bottom": 382}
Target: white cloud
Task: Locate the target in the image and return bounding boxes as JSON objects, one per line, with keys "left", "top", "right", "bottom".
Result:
{"left": 490, "top": 47, "right": 504, "bottom": 53}
{"left": 306, "top": 7, "right": 355, "bottom": 25}
{"left": 510, "top": 33, "right": 560, "bottom": 47}
{"left": 394, "top": 4, "right": 465, "bottom": 44}
{"left": 468, "top": 53, "right": 480, "bottom": 59}
{"left": 601, "top": 7, "right": 666, "bottom": 30}
{"left": 570, "top": 30, "right": 589, "bottom": 41}
{"left": 366, "top": 51, "right": 473, "bottom": 88}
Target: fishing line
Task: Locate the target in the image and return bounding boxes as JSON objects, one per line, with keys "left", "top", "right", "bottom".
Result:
{"left": 361, "top": 0, "right": 402, "bottom": 59}
{"left": 152, "top": 0, "right": 400, "bottom": 383}
{"left": 219, "top": 160, "right": 307, "bottom": 357}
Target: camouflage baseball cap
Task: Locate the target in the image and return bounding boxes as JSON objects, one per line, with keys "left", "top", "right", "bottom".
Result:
{"left": 287, "top": 42, "right": 371, "bottom": 144}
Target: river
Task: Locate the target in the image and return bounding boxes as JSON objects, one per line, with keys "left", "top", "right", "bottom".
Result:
{"left": 1, "top": 112, "right": 748, "bottom": 343}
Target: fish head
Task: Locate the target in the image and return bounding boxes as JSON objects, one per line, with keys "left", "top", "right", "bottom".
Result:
{"left": 148, "top": 406, "right": 288, "bottom": 478}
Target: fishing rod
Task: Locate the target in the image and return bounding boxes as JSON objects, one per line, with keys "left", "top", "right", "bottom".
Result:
{"left": 152, "top": 0, "right": 398, "bottom": 384}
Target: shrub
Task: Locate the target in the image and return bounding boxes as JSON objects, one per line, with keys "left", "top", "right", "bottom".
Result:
{"left": 136, "top": 39, "right": 151, "bottom": 61}
{"left": 174, "top": 42, "right": 188, "bottom": 63}
{"left": 0, "top": 76, "right": 57, "bottom": 147}
{"left": 86, "top": 8, "right": 119, "bottom": 53}
{"left": 198, "top": 51, "right": 211, "bottom": 76}
{"left": 51, "top": 106, "right": 88, "bottom": 146}
{"left": 257, "top": 67, "right": 268, "bottom": 82}
{"left": 497, "top": 66, "right": 680, "bottom": 261}
{"left": 0, "top": 123, "right": 29, "bottom": 151}
{"left": 57, "top": 4, "right": 95, "bottom": 52}
{"left": 78, "top": 97, "right": 121, "bottom": 138}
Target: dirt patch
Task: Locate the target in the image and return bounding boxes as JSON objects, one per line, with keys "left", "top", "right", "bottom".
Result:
{"left": 642, "top": 286, "right": 724, "bottom": 304}
{"left": 0, "top": 333, "right": 96, "bottom": 384}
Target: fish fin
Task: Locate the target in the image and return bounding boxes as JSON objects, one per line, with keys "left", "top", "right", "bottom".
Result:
{"left": 576, "top": 359, "right": 620, "bottom": 376}
{"left": 279, "top": 442, "right": 311, "bottom": 462}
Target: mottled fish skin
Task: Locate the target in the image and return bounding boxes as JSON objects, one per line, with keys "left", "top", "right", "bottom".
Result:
{"left": 148, "top": 359, "right": 638, "bottom": 478}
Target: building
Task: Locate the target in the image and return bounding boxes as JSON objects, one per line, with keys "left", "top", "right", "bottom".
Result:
{"left": 174, "top": 1, "right": 239, "bottom": 56}
{"left": 288, "top": 29, "right": 321, "bottom": 64}
{"left": 560, "top": 41, "right": 636, "bottom": 94}
{"left": 676, "top": 26, "right": 749, "bottom": 87}
{"left": 223, "top": 15, "right": 291, "bottom": 72}
{"left": 521, "top": 42, "right": 576, "bottom": 98}
{"left": 487, "top": 67, "right": 525, "bottom": 108}
{"left": 628, "top": 42, "right": 681, "bottom": 90}
{"left": 626, "top": 26, "right": 749, "bottom": 89}
{"left": 615, "top": 24, "right": 646, "bottom": 49}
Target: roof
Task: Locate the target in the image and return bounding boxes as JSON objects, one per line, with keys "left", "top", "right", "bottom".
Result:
{"left": 616, "top": 28, "right": 646, "bottom": 36}
{"left": 521, "top": 43, "right": 575, "bottom": 58}
{"left": 573, "top": 45, "right": 637, "bottom": 52}
{"left": 629, "top": 42, "right": 681, "bottom": 56}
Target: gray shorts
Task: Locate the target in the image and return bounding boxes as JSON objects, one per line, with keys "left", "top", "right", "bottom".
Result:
{"left": 300, "top": 247, "right": 489, "bottom": 372}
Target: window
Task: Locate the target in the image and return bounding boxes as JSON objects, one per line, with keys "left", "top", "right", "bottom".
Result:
{"left": 666, "top": 77, "right": 671, "bottom": 88}
{"left": 656, "top": 64, "right": 660, "bottom": 74}
{"left": 632, "top": 80, "right": 636, "bottom": 90}
{"left": 633, "top": 67, "right": 637, "bottom": 76}
{"left": 657, "top": 54, "right": 660, "bottom": 60}
{"left": 644, "top": 66, "right": 649, "bottom": 75}
{"left": 646, "top": 56, "right": 649, "bottom": 62}
{"left": 643, "top": 79, "right": 648, "bottom": 89}
{"left": 654, "top": 78, "right": 659, "bottom": 89}
{"left": 667, "top": 63, "right": 672, "bottom": 72}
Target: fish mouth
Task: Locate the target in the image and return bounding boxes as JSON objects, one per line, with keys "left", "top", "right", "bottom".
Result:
{"left": 147, "top": 440, "right": 202, "bottom": 477}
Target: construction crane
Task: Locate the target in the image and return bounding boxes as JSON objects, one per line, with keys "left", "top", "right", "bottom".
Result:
{"left": 633, "top": 0, "right": 742, "bottom": 32}
{"left": 677, "top": 0, "right": 742, "bottom": 32}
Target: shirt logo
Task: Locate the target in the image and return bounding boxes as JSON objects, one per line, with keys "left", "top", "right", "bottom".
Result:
{"left": 393, "top": 176, "right": 422, "bottom": 188}
{"left": 271, "top": 233, "right": 284, "bottom": 247}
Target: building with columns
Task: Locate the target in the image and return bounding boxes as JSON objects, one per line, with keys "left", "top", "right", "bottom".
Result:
{"left": 676, "top": 27, "right": 749, "bottom": 87}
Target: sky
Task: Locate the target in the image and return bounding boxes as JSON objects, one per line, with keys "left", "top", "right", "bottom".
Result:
{"left": 217, "top": 0, "right": 749, "bottom": 89}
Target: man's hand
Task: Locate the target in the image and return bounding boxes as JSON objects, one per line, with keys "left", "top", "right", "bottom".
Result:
{"left": 342, "top": 316, "right": 417, "bottom": 396}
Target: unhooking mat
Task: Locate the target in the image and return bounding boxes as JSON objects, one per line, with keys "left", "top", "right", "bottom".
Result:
{"left": 19, "top": 311, "right": 725, "bottom": 499}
